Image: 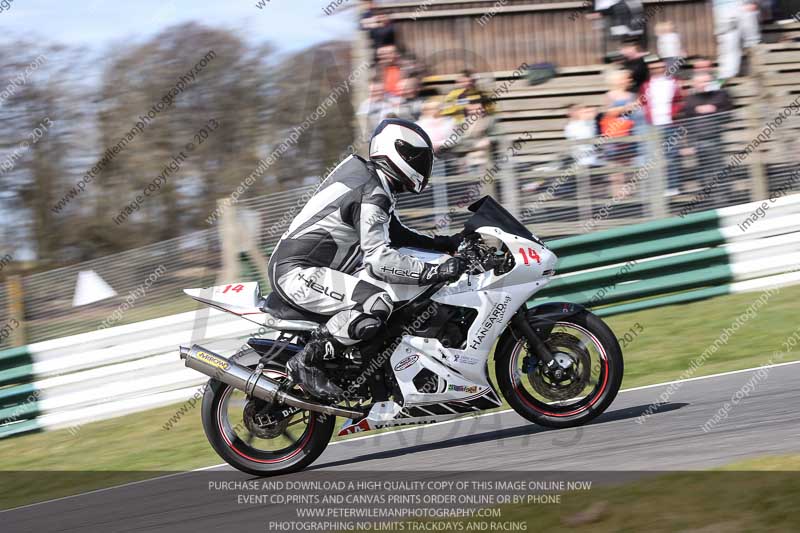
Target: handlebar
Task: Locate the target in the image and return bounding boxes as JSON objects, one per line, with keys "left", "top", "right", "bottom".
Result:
{"left": 454, "top": 235, "right": 509, "bottom": 275}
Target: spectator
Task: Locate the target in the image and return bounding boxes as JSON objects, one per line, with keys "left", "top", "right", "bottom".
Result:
{"left": 655, "top": 21, "right": 685, "bottom": 74}
{"left": 619, "top": 38, "right": 650, "bottom": 93}
{"left": 714, "top": 0, "right": 762, "bottom": 80}
{"left": 459, "top": 101, "right": 495, "bottom": 172}
{"left": 442, "top": 70, "right": 495, "bottom": 122}
{"left": 371, "top": 15, "right": 397, "bottom": 48}
{"left": 601, "top": 69, "right": 638, "bottom": 194}
{"left": 564, "top": 104, "right": 600, "bottom": 167}
{"left": 692, "top": 57, "right": 722, "bottom": 91}
{"left": 360, "top": 1, "right": 375, "bottom": 24}
{"left": 683, "top": 71, "right": 734, "bottom": 120}
{"left": 588, "top": 0, "right": 615, "bottom": 62}
{"left": 741, "top": 1, "right": 762, "bottom": 50}
{"left": 759, "top": 0, "right": 777, "bottom": 23}
{"left": 417, "top": 100, "right": 456, "bottom": 157}
{"left": 377, "top": 45, "right": 403, "bottom": 96}
{"left": 394, "top": 76, "right": 423, "bottom": 121}
{"left": 361, "top": 2, "right": 396, "bottom": 53}
{"left": 681, "top": 72, "right": 734, "bottom": 191}
{"left": 641, "top": 59, "right": 683, "bottom": 126}
{"left": 715, "top": 2, "right": 740, "bottom": 79}
{"left": 357, "top": 80, "right": 400, "bottom": 134}
{"left": 602, "top": 70, "right": 638, "bottom": 135}
{"left": 641, "top": 58, "right": 685, "bottom": 194}
{"left": 417, "top": 99, "right": 457, "bottom": 175}
{"left": 592, "top": 0, "right": 647, "bottom": 60}
{"left": 417, "top": 100, "right": 457, "bottom": 223}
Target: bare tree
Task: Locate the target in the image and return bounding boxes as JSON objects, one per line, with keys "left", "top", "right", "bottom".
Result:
{"left": 0, "top": 42, "right": 91, "bottom": 265}
{"left": 0, "top": 27, "right": 358, "bottom": 266}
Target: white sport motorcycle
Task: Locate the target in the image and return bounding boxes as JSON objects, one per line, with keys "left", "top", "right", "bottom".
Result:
{"left": 180, "top": 197, "right": 623, "bottom": 476}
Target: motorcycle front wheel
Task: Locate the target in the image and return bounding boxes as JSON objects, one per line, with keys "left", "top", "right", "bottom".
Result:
{"left": 201, "top": 358, "right": 335, "bottom": 476}
{"left": 495, "top": 309, "right": 623, "bottom": 429}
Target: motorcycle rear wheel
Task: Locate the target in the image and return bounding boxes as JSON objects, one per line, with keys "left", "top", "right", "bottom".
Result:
{"left": 201, "top": 359, "right": 335, "bottom": 476}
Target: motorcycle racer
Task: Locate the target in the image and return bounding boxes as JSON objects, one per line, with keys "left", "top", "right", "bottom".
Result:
{"left": 268, "top": 118, "right": 467, "bottom": 399}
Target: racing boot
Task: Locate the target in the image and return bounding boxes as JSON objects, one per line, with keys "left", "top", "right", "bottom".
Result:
{"left": 286, "top": 327, "right": 345, "bottom": 400}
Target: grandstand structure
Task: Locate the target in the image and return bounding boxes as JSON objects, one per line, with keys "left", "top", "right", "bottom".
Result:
{"left": 359, "top": 1, "right": 800, "bottom": 236}
{"left": 370, "top": 0, "right": 717, "bottom": 71}
{"left": 1, "top": 6, "right": 800, "bottom": 350}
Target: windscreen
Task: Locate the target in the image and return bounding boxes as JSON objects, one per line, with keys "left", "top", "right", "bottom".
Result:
{"left": 463, "top": 196, "right": 542, "bottom": 244}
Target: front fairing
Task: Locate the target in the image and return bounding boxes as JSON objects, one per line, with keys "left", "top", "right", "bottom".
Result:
{"left": 434, "top": 196, "right": 557, "bottom": 300}
{"left": 433, "top": 225, "right": 557, "bottom": 301}
{"left": 463, "top": 196, "right": 545, "bottom": 246}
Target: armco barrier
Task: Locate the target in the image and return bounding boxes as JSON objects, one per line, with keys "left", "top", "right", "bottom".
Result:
{"left": 1, "top": 195, "right": 799, "bottom": 439}
{"left": 0, "top": 309, "right": 269, "bottom": 439}
{"left": 535, "top": 193, "right": 800, "bottom": 315}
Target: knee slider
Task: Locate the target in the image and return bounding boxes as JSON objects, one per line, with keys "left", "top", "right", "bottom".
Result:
{"left": 364, "top": 292, "right": 393, "bottom": 321}
{"left": 348, "top": 315, "right": 384, "bottom": 341}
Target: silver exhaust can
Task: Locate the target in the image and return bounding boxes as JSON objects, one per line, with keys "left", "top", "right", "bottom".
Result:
{"left": 181, "top": 344, "right": 280, "bottom": 402}
{"left": 179, "top": 344, "right": 363, "bottom": 419}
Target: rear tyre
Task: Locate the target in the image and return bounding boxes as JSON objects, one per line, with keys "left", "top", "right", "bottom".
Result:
{"left": 201, "top": 360, "right": 335, "bottom": 476}
{"left": 495, "top": 309, "right": 623, "bottom": 429}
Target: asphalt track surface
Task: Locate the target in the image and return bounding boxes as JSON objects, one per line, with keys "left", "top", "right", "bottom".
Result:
{"left": 5, "top": 360, "right": 800, "bottom": 532}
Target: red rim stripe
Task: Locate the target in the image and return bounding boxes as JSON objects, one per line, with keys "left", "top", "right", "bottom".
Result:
{"left": 217, "top": 372, "right": 315, "bottom": 464}
{"left": 511, "top": 323, "right": 609, "bottom": 418}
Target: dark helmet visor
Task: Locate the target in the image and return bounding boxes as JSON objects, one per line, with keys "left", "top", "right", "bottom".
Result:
{"left": 395, "top": 140, "right": 433, "bottom": 180}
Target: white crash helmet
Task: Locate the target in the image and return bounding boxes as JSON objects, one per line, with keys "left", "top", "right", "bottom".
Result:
{"left": 369, "top": 118, "right": 434, "bottom": 194}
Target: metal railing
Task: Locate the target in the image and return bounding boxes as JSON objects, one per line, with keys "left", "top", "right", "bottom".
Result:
{"left": 1, "top": 104, "right": 797, "bottom": 348}
{"left": 391, "top": 108, "right": 797, "bottom": 240}
{"left": 2, "top": 230, "right": 222, "bottom": 349}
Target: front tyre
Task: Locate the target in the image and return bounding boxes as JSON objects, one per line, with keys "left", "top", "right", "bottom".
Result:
{"left": 496, "top": 309, "right": 623, "bottom": 429}
{"left": 201, "top": 362, "right": 335, "bottom": 476}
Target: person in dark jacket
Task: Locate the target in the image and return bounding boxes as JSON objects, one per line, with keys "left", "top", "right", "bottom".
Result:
{"left": 620, "top": 39, "right": 650, "bottom": 93}
{"left": 593, "top": 0, "right": 647, "bottom": 59}
{"left": 681, "top": 71, "right": 734, "bottom": 192}
{"left": 361, "top": 1, "right": 396, "bottom": 57}
{"left": 682, "top": 73, "right": 734, "bottom": 119}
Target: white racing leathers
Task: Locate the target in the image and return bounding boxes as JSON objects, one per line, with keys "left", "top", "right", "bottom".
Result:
{"left": 268, "top": 155, "right": 454, "bottom": 344}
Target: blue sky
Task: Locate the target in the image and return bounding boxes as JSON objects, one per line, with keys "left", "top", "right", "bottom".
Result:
{"left": 1, "top": 0, "right": 357, "bottom": 53}
{"left": 0, "top": 1, "right": 358, "bottom": 256}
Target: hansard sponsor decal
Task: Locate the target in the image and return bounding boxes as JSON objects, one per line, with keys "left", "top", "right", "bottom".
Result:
{"left": 470, "top": 295, "right": 512, "bottom": 350}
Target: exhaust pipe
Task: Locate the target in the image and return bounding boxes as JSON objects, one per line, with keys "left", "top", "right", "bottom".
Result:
{"left": 180, "top": 344, "right": 363, "bottom": 419}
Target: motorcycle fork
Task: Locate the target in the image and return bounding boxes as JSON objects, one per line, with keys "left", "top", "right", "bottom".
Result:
{"left": 510, "top": 308, "right": 556, "bottom": 367}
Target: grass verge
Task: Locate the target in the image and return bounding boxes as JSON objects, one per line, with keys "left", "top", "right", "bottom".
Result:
{"left": 381, "top": 454, "right": 800, "bottom": 533}
{"left": 0, "top": 284, "right": 798, "bottom": 509}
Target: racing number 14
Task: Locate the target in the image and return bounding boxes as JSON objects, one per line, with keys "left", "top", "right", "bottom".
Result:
{"left": 518, "top": 247, "right": 541, "bottom": 266}
{"left": 221, "top": 284, "right": 245, "bottom": 294}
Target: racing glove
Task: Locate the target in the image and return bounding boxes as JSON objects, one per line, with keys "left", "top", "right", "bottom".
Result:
{"left": 420, "top": 257, "right": 468, "bottom": 285}
{"left": 432, "top": 230, "right": 467, "bottom": 254}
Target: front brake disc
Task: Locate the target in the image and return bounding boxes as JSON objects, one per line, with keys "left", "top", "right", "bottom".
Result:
{"left": 529, "top": 332, "right": 591, "bottom": 401}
